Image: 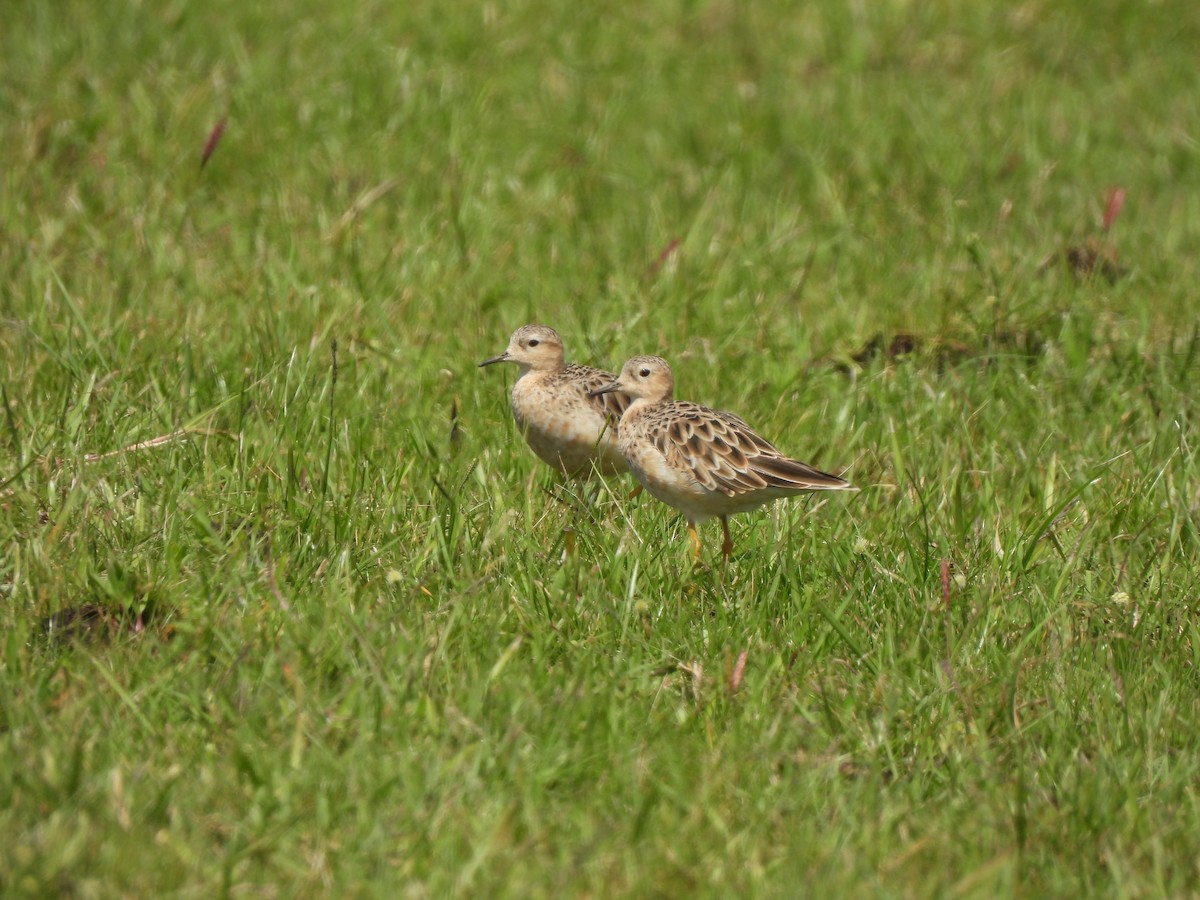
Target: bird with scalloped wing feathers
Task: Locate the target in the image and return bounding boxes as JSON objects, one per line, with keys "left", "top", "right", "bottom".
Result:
{"left": 480, "top": 325, "right": 632, "bottom": 478}
{"left": 591, "top": 355, "right": 854, "bottom": 563}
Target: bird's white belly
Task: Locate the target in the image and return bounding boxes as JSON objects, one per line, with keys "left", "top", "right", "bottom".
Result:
{"left": 624, "top": 442, "right": 717, "bottom": 524}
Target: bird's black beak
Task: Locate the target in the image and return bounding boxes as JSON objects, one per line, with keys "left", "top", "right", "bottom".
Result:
{"left": 478, "top": 351, "right": 511, "bottom": 367}
{"left": 588, "top": 380, "right": 622, "bottom": 397}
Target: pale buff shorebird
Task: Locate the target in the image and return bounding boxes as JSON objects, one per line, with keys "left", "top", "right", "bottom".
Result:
{"left": 591, "top": 355, "right": 854, "bottom": 563}
{"left": 479, "top": 325, "right": 632, "bottom": 478}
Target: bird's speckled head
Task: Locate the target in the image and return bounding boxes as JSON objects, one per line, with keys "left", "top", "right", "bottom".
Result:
{"left": 591, "top": 355, "right": 674, "bottom": 403}
{"left": 479, "top": 324, "right": 566, "bottom": 372}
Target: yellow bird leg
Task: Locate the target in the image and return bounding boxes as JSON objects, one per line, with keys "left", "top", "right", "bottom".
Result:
{"left": 688, "top": 523, "right": 702, "bottom": 562}
{"left": 720, "top": 515, "right": 733, "bottom": 563}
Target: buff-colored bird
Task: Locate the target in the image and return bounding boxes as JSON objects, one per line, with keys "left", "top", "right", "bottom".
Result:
{"left": 591, "top": 355, "right": 854, "bottom": 562}
{"left": 480, "top": 325, "right": 631, "bottom": 477}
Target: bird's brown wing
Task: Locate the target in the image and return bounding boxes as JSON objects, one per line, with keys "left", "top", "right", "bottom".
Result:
{"left": 569, "top": 364, "right": 632, "bottom": 428}
{"left": 651, "top": 402, "right": 850, "bottom": 497}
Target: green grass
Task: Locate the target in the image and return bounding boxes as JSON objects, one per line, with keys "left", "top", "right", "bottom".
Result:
{"left": 3, "top": 0, "right": 1200, "bottom": 894}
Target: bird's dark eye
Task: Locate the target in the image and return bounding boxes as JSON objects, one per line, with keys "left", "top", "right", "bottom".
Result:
{"left": 528, "top": 339, "right": 540, "bottom": 347}
{"left": 639, "top": 368, "right": 651, "bottom": 377}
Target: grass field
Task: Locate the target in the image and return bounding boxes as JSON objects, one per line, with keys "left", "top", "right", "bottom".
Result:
{"left": 3, "top": 0, "right": 1200, "bottom": 895}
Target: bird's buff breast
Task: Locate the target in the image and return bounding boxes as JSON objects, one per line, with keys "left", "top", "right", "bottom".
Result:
{"left": 619, "top": 428, "right": 718, "bottom": 522}
{"left": 510, "top": 374, "right": 622, "bottom": 475}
